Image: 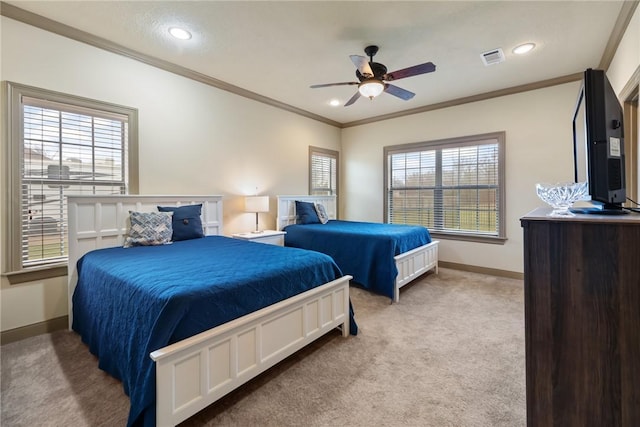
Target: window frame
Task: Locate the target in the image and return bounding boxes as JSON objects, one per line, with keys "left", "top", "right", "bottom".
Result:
{"left": 383, "top": 131, "right": 506, "bottom": 244}
{"left": 308, "top": 146, "right": 339, "bottom": 213}
{"left": 3, "top": 81, "right": 139, "bottom": 283}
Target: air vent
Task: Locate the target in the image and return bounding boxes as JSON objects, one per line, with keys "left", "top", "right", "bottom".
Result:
{"left": 481, "top": 48, "right": 505, "bottom": 66}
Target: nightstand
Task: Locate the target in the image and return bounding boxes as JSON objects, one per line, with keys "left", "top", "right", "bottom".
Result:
{"left": 231, "top": 230, "right": 286, "bottom": 246}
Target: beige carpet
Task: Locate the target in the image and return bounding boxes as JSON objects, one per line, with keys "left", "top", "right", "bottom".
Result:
{"left": 1, "top": 268, "right": 525, "bottom": 426}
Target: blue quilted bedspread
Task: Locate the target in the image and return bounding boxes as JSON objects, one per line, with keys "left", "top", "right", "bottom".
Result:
{"left": 284, "top": 220, "right": 432, "bottom": 299}
{"left": 72, "top": 236, "right": 354, "bottom": 426}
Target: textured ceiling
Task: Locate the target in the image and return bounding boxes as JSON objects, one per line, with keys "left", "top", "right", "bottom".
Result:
{"left": 3, "top": 1, "right": 630, "bottom": 125}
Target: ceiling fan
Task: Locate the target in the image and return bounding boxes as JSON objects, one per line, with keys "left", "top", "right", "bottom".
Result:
{"left": 310, "top": 45, "right": 436, "bottom": 107}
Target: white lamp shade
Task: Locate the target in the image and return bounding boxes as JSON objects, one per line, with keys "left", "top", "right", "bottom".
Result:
{"left": 358, "top": 80, "right": 384, "bottom": 98}
{"left": 245, "top": 195, "right": 269, "bottom": 213}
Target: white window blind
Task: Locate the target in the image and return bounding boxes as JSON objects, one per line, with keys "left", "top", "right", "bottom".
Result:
{"left": 385, "top": 132, "right": 505, "bottom": 243}
{"left": 309, "top": 147, "right": 338, "bottom": 196}
{"left": 20, "top": 96, "right": 129, "bottom": 267}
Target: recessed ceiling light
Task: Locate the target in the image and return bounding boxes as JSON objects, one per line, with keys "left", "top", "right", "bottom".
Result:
{"left": 513, "top": 43, "right": 535, "bottom": 55}
{"left": 169, "top": 27, "right": 192, "bottom": 40}
{"left": 329, "top": 99, "right": 340, "bottom": 107}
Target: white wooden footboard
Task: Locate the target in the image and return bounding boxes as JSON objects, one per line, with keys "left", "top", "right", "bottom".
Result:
{"left": 394, "top": 240, "right": 439, "bottom": 302}
{"left": 151, "top": 275, "right": 351, "bottom": 426}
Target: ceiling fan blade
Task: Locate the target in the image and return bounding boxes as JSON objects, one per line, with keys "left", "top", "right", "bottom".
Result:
{"left": 350, "top": 55, "right": 374, "bottom": 78}
{"left": 310, "top": 82, "right": 358, "bottom": 88}
{"left": 384, "top": 62, "right": 436, "bottom": 81}
{"left": 384, "top": 84, "right": 415, "bottom": 101}
{"left": 344, "top": 91, "right": 361, "bottom": 106}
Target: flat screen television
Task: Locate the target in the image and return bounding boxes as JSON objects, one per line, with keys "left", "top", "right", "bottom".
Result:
{"left": 572, "top": 68, "right": 626, "bottom": 214}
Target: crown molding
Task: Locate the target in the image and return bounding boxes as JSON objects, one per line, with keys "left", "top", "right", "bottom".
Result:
{"left": 342, "top": 73, "right": 584, "bottom": 128}
{"left": 0, "top": 2, "right": 342, "bottom": 128}
{"left": 599, "top": 0, "right": 639, "bottom": 70}
{"left": 2, "top": 1, "right": 637, "bottom": 129}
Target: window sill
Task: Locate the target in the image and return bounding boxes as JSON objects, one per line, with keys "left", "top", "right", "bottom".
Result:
{"left": 4, "top": 264, "right": 68, "bottom": 284}
{"left": 430, "top": 232, "right": 507, "bottom": 245}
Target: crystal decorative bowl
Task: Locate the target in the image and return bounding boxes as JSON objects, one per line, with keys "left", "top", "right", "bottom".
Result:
{"left": 535, "top": 182, "right": 589, "bottom": 216}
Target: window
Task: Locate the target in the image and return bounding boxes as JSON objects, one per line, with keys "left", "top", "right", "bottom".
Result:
{"left": 384, "top": 132, "right": 506, "bottom": 243}
{"left": 4, "top": 82, "right": 138, "bottom": 280}
{"left": 309, "top": 146, "right": 339, "bottom": 198}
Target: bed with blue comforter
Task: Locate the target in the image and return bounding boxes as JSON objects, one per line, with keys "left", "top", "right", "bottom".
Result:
{"left": 284, "top": 220, "right": 432, "bottom": 300}
{"left": 72, "top": 235, "right": 355, "bottom": 426}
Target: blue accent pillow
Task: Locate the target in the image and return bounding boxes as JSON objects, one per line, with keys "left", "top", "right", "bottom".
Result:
{"left": 157, "top": 204, "right": 204, "bottom": 241}
{"left": 296, "top": 200, "right": 320, "bottom": 224}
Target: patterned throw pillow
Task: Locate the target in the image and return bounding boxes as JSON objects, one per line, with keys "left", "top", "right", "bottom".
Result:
{"left": 314, "top": 202, "right": 329, "bottom": 224}
{"left": 123, "top": 211, "right": 173, "bottom": 248}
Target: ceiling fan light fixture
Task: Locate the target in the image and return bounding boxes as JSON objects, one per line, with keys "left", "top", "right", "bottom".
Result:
{"left": 358, "top": 80, "right": 384, "bottom": 99}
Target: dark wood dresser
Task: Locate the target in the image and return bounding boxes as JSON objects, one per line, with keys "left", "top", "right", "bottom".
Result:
{"left": 520, "top": 208, "right": 640, "bottom": 426}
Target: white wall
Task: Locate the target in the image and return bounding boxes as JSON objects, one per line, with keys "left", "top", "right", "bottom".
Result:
{"left": 341, "top": 82, "right": 580, "bottom": 274}
{"left": 607, "top": 5, "right": 639, "bottom": 97}
{"left": 0, "top": 17, "right": 341, "bottom": 332}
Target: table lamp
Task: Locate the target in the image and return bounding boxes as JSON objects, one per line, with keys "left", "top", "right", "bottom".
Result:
{"left": 245, "top": 195, "right": 269, "bottom": 233}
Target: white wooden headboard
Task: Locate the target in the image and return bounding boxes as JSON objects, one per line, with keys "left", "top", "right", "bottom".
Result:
{"left": 276, "top": 195, "right": 337, "bottom": 231}
{"left": 67, "top": 195, "right": 223, "bottom": 328}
